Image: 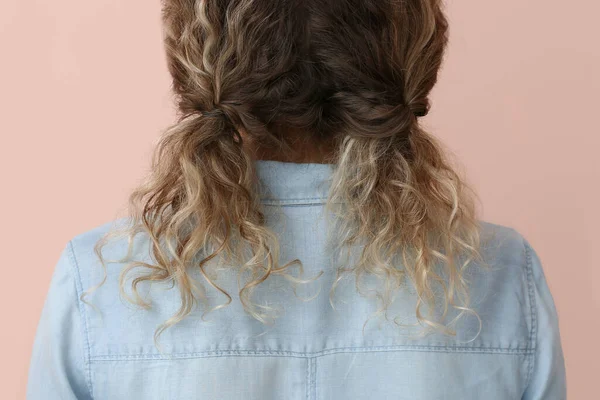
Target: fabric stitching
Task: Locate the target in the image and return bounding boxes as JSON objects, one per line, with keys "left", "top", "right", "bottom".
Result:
{"left": 260, "top": 198, "right": 328, "bottom": 206}
{"left": 262, "top": 202, "right": 327, "bottom": 207}
{"left": 305, "top": 357, "right": 311, "bottom": 400}
{"left": 90, "top": 345, "right": 532, "bottom": 362}
{"left": 68, "top": 240, "right": 95, "bottom": 400}
{"left": 311, "top": 357, "right": 317, "bottom": 400}
{"left": 522, "top": 239, "right": 538, "bottom": 391}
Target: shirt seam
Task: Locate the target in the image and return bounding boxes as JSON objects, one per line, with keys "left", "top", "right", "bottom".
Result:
{"left": 260, "top": 198, "right": 329, "bottom": 206}
{"left": 522, "top": 239, "right": 538, "bottom": 391}
{"left": 305, "top": 356, "right": 311, "bottom": 400}
{"left": 311, "top": 357, "right": 317, "bottom": 400}
{"left": 89, "top": 345, "right": 533, "bottom": 362}
{"left": 67, "top": 240, "right": 95, "bottom": 400}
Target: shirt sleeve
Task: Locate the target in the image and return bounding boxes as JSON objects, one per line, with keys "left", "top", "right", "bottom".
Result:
{"left": 27, "top": 241, "right": 92, "bottom": 399}
{"left": 521, "top": 238, "right": 567, "bottom": 400}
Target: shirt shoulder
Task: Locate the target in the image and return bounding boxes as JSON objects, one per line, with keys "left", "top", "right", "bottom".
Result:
{"left": 462, "top": 220, "right": 535, "bottom": 349}
{"left": 67, "top": 217, "right": 539, "bottom": 357}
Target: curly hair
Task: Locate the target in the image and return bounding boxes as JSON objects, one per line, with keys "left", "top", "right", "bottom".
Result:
{"left": 87, "top": 0, "right": 487, "bottom": 349}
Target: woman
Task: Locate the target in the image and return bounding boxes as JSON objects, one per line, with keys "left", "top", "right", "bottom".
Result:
{"left": 27, "top": 1, "right": 566, "bottom": 399}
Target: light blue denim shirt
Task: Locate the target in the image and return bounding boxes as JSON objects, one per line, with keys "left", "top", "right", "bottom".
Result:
{"left": 27, "top": 160, "right": 566, "bottom": 399}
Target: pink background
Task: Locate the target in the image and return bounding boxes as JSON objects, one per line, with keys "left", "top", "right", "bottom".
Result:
{"left": 1, "top": 0, "right": 598, "bottom": 398}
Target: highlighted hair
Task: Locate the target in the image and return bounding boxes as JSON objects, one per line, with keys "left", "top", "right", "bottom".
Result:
{"left": 86, "top": 0, "right": 487, "bottom": 349}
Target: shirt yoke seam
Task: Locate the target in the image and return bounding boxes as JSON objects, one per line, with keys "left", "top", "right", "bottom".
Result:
{"left": 261, "top": 198, "right": 328, "bottom": 206}
{"left": 89, "top": 345, "right": 533, "bottom": 362}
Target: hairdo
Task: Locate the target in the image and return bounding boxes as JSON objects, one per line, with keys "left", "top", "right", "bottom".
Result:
{"left": 87, "top": 0, "right": 487, "bottom": 351}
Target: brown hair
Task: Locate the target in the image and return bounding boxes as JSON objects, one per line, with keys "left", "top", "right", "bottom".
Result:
{"left": 89, "top": 0, "right": 485, "bottom": 348}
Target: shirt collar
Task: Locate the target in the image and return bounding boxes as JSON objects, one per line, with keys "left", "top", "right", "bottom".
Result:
{"left": 253, "top": 159, "right": 335, "bottom": 205}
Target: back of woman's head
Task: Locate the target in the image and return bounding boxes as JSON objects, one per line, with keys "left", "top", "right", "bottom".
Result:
{"left": 93, "top": 0, "right": 484, "bottom": 346}
{"left": 164, "top": 0, "right": 443, "bottom": 144}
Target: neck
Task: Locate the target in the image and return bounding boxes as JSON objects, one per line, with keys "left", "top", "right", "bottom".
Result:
{"left": 242, "top": 132, "right": 338, "bottom": 164}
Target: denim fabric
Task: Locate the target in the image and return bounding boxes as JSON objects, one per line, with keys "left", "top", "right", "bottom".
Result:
{"left": 27, "top": 160, "right": 566, "bottom": 399}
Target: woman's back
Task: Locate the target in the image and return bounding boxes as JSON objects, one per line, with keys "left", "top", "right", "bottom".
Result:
{"left": 27, "top": 160, "right": 565, "bottom": 399}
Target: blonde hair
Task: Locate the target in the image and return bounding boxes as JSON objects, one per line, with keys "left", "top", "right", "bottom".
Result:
{"left": 85, "top": 0, "right": 487, "bottom": 349}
